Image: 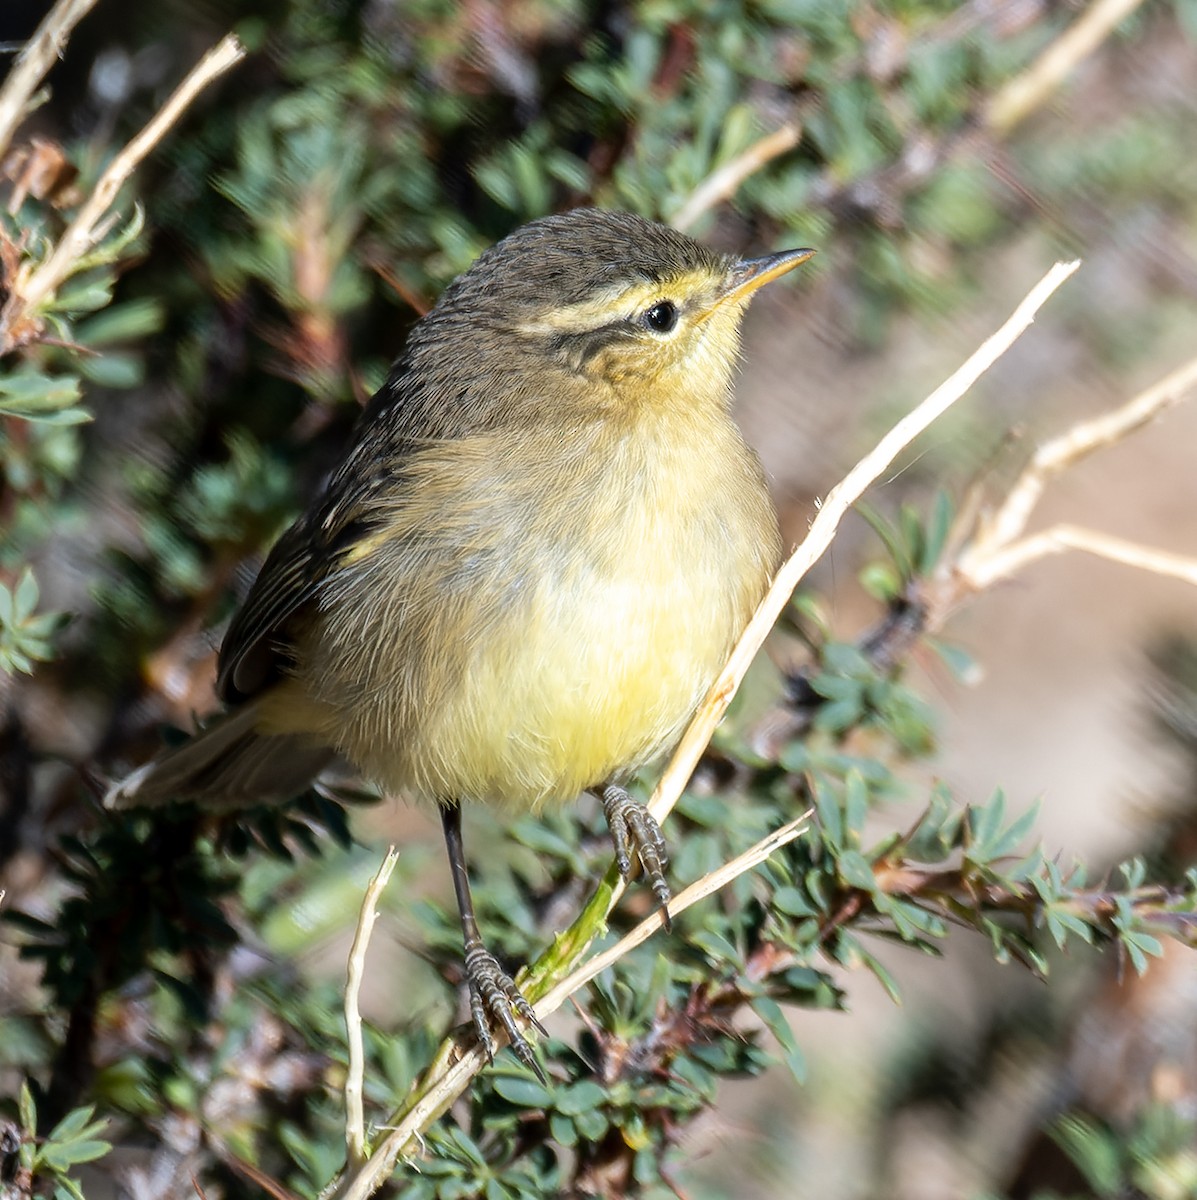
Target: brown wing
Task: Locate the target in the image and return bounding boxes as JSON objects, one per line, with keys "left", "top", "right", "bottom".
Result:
{"left": 215, "top": 520, "right": 322, "bottom": 702}
{"left": 215, "top": 456, "right": 397, "bottom": 703}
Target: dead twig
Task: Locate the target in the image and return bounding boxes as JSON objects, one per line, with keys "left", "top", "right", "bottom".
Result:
{"left": 985, "top": 0, "right": 1149, "bottom": 135}
{"left": 344, "top": 847, "right": 400, "bottom": 1172}
{"left": 952, "top": 353, "right": 1197, "bottom": 594}
{"left": 0, "top": 0, "right": 100, "bottom": 158}
{"left": 0, "top": 33, "right": 245, "bottom": 352}
{"left": 670, "top": 123, "right": 802, "bottom": 233}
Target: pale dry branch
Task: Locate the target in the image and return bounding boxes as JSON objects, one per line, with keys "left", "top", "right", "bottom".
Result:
{"left": 344, "top": 847, "right": 400, "bottom": 1171}
{"left": 985, "top": 0, "right": 1148, "bottom": 135}
{"left": 648, "top": 259, "right": 1081, "bottom": 829}
{"left": 963, "top": 524, "right": 1197, "bottom": 592}
{"left": 329, "top": 259, "right": 1080, "bottom": 1200}
{"left": 0, "top": 0, "right": 100, "bottom": 157}
{"left": 955, "top": 352, "right": 1197, "bottom": 589}
{"left": 335, "top": 813, "right": 810, "bottom": 1200}
{"left": 535, "top": 811, "right": 811, "bottom": 1014}
{"left": 671, "top": 123, "right": 802, "bottom": 233}
{"left": 1, "top": 33, "right": 244, "bottom": 349}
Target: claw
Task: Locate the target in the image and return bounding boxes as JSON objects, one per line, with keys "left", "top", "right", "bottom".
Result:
{"left": 600, "top": 784, "right": 673, "bottom": 931}
{"left": 463, "top": 941, "right": 547, "bottom": 1082}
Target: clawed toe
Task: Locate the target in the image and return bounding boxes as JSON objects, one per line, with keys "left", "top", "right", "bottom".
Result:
{"left": 600, "top": 784, "right": 673, "bottom": 929}
{"left": 463, "top": 942, "right": 547, "bottom": 1082}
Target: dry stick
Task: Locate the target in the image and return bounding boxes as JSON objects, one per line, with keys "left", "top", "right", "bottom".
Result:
{"left": 332, "top": 259, "right": 1081, "bottom": 1200}
{"left": 13, "top": 34, "right": 245, "bottom": 319}
{"left": 337, "top": 814, "right": 811, "bottom": 1200}
{"left": 0, "top": 0, "right": 100, "bottom": 157}
{"left": 964, "top": 524, "right": 1197, "bottom": 592}
{"left": 985, "top": 0, "right": 1149, "bottom": 135}
{"left": 671, "top": 123, "right": 802, "bottom": 233}
{"left": 535, "top": 812, "right": 812, "bottom": 1014}
{"left": 957, "top": 352, "right": 1197, "bottom": 583}
{"left": 344, "top": 848, "right": 400, "bottom": 1171}
{"left": 648, "top": 259, "right": 1082, "bottom": 830}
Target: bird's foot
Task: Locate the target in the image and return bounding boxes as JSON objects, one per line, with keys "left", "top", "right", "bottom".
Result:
{"left": 463, "top": 940, "right": 547, "bottom": 1082}
{"left": 600, "top": 784, "right": 672, "bottom": 930}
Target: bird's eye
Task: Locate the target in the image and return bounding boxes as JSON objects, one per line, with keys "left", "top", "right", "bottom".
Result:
{"left": 643, "top": 300, "right": 679, "bottom": 334}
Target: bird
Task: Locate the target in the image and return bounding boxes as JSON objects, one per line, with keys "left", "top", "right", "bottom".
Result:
{"left": 109, "top": 207, "right": 814, "bottom": 1077}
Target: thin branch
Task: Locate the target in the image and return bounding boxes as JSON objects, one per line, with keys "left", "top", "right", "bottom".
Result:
{"left": 0, "top": 0, "right": 100, "bottom": 158}
{"left": 955, "top": 352, "right": 1197, "bottom": 588}
{"left": 334, "top": 814, "right": 810, "bottom": 1200}
{"left": 534, "top": 812, "right": 811, "bottom": 1014}
{"left": 647, "top": 259, "right": 1081, "bottom": 829}
{"left": 1, "top": 33, "right": 244, "bottom": 345}
{"left": 963, "top": 523, "right": 1197, "bottom": 592}
{"left": 344, "top": 847, "right": 400, "bottom": 1172}
{"left": 670, "top": 123, "right": 802, "bottom": 232}
{"left": 985, "top": 0, "right": 1148, "bottom": 135}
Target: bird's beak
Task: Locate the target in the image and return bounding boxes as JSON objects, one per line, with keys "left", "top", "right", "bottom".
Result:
{"left": 698, "top": 247, "right": 816, "bottom": 322}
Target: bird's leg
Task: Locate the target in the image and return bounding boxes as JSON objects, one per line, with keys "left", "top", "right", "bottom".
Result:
{"left": 440, "top": 799, "right": 546, "bottom": 1081}
{"left": 599, "top": 783, "right": 672, "bottom": 930}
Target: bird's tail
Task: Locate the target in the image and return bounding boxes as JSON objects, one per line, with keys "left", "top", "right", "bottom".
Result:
{"left": 106, "top": 698, "right": 336, "bottom": 810}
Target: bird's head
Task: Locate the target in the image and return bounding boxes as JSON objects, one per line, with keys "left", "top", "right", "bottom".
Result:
{"left": 410, "top": 209, "right": 814, "bottom": 419}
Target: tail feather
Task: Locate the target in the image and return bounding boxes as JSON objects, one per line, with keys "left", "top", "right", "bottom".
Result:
{"left": 106, "top": 700, "right": 336, "bottom": 810}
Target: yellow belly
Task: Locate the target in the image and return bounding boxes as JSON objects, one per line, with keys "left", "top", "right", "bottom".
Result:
{"left": 281, "top": 407, "right": 780, "bottom": 809}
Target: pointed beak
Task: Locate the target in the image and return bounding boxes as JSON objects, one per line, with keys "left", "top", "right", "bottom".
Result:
{"left": 699, "top": 246, "right": 816, "bottom": 321}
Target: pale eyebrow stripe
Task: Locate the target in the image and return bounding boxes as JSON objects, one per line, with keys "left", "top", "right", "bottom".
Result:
{"left": 514, "top": 269, "right": 713, "bottom": 335}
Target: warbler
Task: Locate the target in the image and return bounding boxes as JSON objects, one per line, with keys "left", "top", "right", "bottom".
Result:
{"left": 110, "top": 208, "right": 813, "bottom": 1075}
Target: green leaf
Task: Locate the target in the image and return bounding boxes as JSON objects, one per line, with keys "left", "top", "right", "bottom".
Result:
{"left": 19, "top": 1078, "right": 36, "bottom": 1132}
{"left": 750, "top": 995, "right": 806, "bottom": 1083}
{"left": 1121, "top": 930, "right": 1163, "bottom": 975}
{"left": 919, "top": 490, "right": 955, "bottom": 575}
{"left": 573, "top": 1107, "right": 608, "bottom": 1141}
{"left": 39, "top": 1138, "right": 111, "bottom": 1171}
{"left": 555, "top": 1080, "right": 606, "bottom": 1117}
{"left": 492, "top": 1073, "right": 553, "bottom": 1109}
{"left": 856, "top": 500, "right": 914, "bottom": 581}
{"left": 14, "top": 568, "right": 38, "bottom": 619}
{"left": 78, "top": 353, "right": 144, "bottom": 390}
{"left": 858, "top": 947, "right": 902, "bottom": 1004}
{"left": 772, "top": 886, "right": 816, "bottom": 917}
{"left": 0, "top": 369, "right": 82, "bottom": 416}
{"left": 549, "top": 1112, "right": 577, "bottom": 1147}
{"left": 836, "top": 849, "right": 877, "bottom": 892}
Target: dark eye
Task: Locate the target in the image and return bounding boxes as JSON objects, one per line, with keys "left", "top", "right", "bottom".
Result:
{"left": 643, "top": 300, "right": 678, "bottom": 333}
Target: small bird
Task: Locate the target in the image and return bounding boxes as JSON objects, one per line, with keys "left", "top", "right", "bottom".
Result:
{"left": 111, "top": 208, "right": 813, "bottom": 1075}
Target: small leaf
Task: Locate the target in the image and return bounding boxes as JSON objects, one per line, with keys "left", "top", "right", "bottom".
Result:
{"left": 837, "top": 849, "right": 877, "bottom": 892}
{"left": 492, "top": 1073, "right": 552, "bottom": 1109}
{"left": 751, "top": 994, "right": 806, "bottom": 1082}
{"left": 19, "top": 1079, "right": 36, "bottom": 1132}
{"left": 555, "top": 1080, "right": 606, "bottom": 1117}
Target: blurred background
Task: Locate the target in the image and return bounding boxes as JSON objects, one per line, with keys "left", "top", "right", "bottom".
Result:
{"left": 2, "top": 1, "right": 1197, "bottom": 1197}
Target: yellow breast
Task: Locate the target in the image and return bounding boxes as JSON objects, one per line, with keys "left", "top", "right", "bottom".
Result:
{"left": 286, "top": 401, "right": 780, "bottom": 811}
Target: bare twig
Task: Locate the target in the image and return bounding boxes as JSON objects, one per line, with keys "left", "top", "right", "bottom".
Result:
{"left": 962, "top": 524, "right": 1197, "bottom": 592}
{"left": 535, "top": 812, "right": 811, "bottom": 1014}
{"left": 0, "top": 33, "right": 245, "bottom": 349}
{"left": 0, "top": 0, "right": 100, "bottom": 158}
{"left": 344, "top": 847, "right": 399, "bottom": 1171}
{"left": 648, "top": 259, "right": 1081, "bottom": 829}
{"left": 956, "top": 353, "right": 1197, "bottom": 585}
{"left": 327, "top": 259, "right": 1080, "bottom": 1200}
{"left": 985, "top": 0, "right": 1149, "bottom": 135}
{"left": 670, "top": 123, "right": 802, "bottom": 232}
{"left": 335, "top": 814, "right": 810, "bottom": 1200}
